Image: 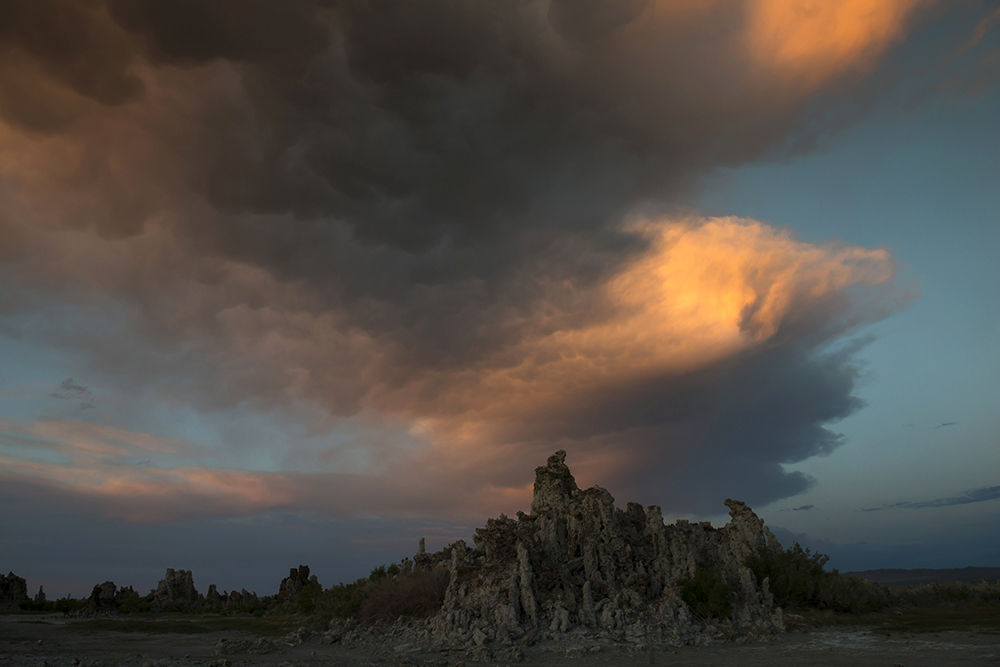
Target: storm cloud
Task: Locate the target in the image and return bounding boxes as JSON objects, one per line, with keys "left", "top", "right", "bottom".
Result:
{"left": 0, "top": 0, "right": 971, "bottom": 528}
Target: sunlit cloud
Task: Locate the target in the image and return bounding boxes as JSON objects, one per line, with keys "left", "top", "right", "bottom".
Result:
{"left": 745, "top": 0, "right": 933, "bottom": 88}
{"left": 0, "top": 216, "right": 903, "bottom": 522}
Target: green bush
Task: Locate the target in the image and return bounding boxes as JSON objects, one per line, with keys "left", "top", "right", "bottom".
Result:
{"left": 313, "top": 580, "right": 369, "bottom": 618}
{"left": 295, "top": 581, "right": 323, "bottom": 614}
{"left": 896, "top": 580, "right": 1000, "bottom": 608}
{"left": 55, "top": 597, "right": 85, "bottom": 614}
{"left": 745, "top": 543, "right": 891, "bottom": 613}
{"left": 18, "top": 600, "right": 55, "bottom": 612}
{"left": 677, "top": 567, "right": 733, "bottom": 621}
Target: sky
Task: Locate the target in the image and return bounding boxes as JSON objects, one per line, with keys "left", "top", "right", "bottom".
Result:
{"left": 1, "top": 0, "right": 998, "bottom": 599}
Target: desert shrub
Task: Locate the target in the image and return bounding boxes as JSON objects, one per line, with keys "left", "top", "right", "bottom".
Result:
{"left": 312, "top": 561, "right": 449, "bottom": 623}
{"left": 677, "top": 567, "right": 733, "bottom": 621}
{"left": 18, "top": 600, "right": 55, "bottom": 612}
{"left": 54, "top": 597, "right": 85, "bottom": 614}
{"left": 897, "top": 580, "right": 1000, "bottom": 608}
{"left": 367, "top": 563, "right": 401, "bottom": 584}
{"left": 746, "top": 543, "right": 891, "bottom": 613}
{"left": 295, "top": 580, "right": 323, "bottom": 614}
{"left": 117, "top": 596, "right": 153, "bottom": 614}
{"left": 314, "top": 580, "right": 369, "bottom": 619}
{"left": 358, "top": 568, "right": 449, "bottom": 622}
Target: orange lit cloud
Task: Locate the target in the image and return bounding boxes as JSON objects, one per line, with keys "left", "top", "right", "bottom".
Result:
{"left": 0, "top": 217, "right": 903, "bottom": 522}
{"left": 744, "top": 0, "right": 933, "bottom": 87}
{"left": 376, "top": 218, "right": 896, "bottom": 429}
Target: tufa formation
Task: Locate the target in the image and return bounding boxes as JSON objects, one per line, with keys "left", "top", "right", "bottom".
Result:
{"left": 424, "top": 450, "right": 786, "bottom": 651}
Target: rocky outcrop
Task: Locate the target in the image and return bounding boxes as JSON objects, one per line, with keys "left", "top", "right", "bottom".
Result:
{"left": 427, "top": 450, "right": 785, "bottom": 655}
{"left": 85, "top": 581, "right": 141, "bottom": 610}
{"left": 89, "top": 581, "right": 119, "bottom": 609}
{"left": 34, "top": 585, "right": 46, "bottom": 603}
{"left": 0, "top": 572, "right": 28, "bottom": 610}
{"left": 153, "top": 569, "right": 201, "bottom": 606}
{"left": 278, "top": 565, "right": 319, "bottom": 604}
{"left": 223, "top": 588, "right": 261, "bottom": 610}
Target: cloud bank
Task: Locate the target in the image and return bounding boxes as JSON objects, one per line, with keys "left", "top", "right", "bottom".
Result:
{"left": 0, "top": 0, "right": 957, "bottom": 528}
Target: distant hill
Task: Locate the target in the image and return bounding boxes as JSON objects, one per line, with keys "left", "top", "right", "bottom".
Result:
{"left": 846, "top": 567, "right": 1000, "bottom": 587}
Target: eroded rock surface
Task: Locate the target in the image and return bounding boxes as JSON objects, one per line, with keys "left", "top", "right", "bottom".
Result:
{"left": 426, "top": 450, "right": 785, "bottom": 657}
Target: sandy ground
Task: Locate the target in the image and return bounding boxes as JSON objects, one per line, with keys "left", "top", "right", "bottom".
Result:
{"left": 2, "top": 614, "right": 999, "bottom": 667}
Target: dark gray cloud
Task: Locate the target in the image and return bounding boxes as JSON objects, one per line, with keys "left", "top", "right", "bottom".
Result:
{"left": 864, "top": 485, "right": 1000, "bottom": 512}
{"left": 0, "top": 0, "right": 143, "bottom": 131}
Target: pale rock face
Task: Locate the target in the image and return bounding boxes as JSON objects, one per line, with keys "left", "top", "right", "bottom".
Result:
{"left": 426, "top": 450, "right": 786, "bottom": 654}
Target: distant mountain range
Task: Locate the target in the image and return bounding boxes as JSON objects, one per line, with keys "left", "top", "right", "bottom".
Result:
{"left": 845, "top": 567, "right": 1000, "bottom": 587}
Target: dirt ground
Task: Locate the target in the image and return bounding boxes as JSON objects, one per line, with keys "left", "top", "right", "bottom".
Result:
{"left": 2, "top": 613, "right": 999, "bottom": 667}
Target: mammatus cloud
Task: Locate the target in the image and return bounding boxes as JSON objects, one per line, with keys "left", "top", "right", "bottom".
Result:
{"left": 862, "top": 485, "right": 1000, "bottom": 512}
{"left": 2, "top": 1, "right": 979, "bottom": 526}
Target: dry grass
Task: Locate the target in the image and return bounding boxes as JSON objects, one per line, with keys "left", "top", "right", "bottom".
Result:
{"left": 788, "top": 605, "right": 1000, "bottom": 635}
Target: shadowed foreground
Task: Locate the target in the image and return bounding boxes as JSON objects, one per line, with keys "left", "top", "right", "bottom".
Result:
{"left": 1, "top": 612, "right": 999, "bottom": 667}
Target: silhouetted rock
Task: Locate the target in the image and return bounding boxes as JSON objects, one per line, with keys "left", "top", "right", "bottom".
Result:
{"left": 117, "top": 585, "right": 140, "bottom": 604}
{"left": 89, "top": 581, "right": 118, "bottom": 609}
{"left": 0, "top": 572, "right": 28, "bottom": 610}
{"left": 34, "top": 585, "right": 46, "bottom": 603}
{"left": 153, "top": 569, "right": 201, "bottom": 605}
{"left": 278, "top": 565, "right": 319, "bottom": 604}
{"left": 224, "top": 588, "right": 260, "bottom": 610}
